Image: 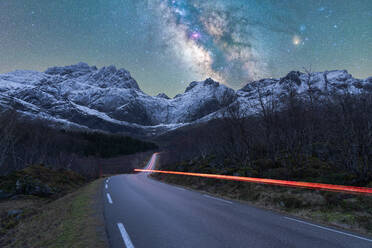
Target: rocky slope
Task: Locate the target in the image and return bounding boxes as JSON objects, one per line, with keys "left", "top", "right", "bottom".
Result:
{"left": 0, "top": 63, "right": 371, "bottom": 137}
{"left": 235, "top": 70, "right": 372, "bottom": 116}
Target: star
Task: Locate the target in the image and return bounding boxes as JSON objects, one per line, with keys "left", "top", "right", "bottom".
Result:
{"left": 0, "top": 0, "right": 371, "bottom": 97}
{"left": 293, "top": 35, "right": 301, "bottom": 46}
{"left": 318, "top": 7, "right": 325, "bottom": 12}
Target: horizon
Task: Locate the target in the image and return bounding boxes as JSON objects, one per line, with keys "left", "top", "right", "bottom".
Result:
{"left": 1, "top": 0, "right": 371, "bottom": 97}
{"left": 2, "top": 61, "right": 371, "bottom": 98}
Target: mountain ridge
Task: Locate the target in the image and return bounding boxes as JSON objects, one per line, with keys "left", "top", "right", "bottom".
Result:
{"left": 0, "top": 63, "right": 371, "bottom": 137}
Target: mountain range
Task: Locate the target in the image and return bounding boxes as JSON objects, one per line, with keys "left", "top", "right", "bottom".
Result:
{"left": 0, "top": 62, "right": 371, "bottom": 137}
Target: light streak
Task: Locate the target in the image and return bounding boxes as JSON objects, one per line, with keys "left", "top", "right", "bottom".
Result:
{"left": 134, "top": 168, "right": 372, "bottom": 195}
{"left": 144, "top": 153, "right": 158, "bottom": 171}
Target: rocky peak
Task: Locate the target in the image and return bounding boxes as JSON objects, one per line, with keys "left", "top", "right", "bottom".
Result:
{"left": 89, "top": 65, "right": 140, "bottom": 90}
{"left": 185, "top": 78, "right": 220, "bottom": 93}
{"left": 45, "top": 62, "right": 97, "bottom": 78}
{"left": 203, "top": 77, "right": 220, "bottom": 87}
{"left": 45, "top": 63, "right": 140, "bottom": 90}
{"left": 156, "top": 93, "right": 170, "bottom": 99}
{"left": 279, "top": 71, "right": 303, "bottom": 86}
{"left": 239, "top": 78, "right": 278, "bottom": 93}
{"left": 185, "top": 81, "right": 198, "bottom": 92}
{"left": 324, "top": 70, "right": 352, "bottom": 83}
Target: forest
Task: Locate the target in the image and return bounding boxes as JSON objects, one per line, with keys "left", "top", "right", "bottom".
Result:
{"left": 158, "top": 73, "right": 372, "bottom": 187}
{"left": 0, "top": 111, "right": 157, "bottom": 178}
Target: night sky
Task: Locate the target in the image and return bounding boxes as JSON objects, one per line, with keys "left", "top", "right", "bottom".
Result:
{"left": 1, "top": 1, "right": 371, "bottom": 96}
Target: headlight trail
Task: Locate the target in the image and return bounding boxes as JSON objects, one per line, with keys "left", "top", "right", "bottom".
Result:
{"left": 134, "top": 169, "right": 372, "bottom": 195}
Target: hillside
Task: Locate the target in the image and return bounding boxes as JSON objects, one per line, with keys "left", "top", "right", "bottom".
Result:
{"left": 0, "top": 111, "right": 157, "bottom": 176}
{"left": 0, "top": 165, "right": 108, "bottom": 247}
{"left": 0, "top": 63, "right": 370, "bottom": 137}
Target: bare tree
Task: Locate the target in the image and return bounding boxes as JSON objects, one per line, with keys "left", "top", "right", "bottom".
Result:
{"left": 0, "top": 110, "right": 18, "bottom": 170}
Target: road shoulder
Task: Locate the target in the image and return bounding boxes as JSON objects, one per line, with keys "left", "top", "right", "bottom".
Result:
{"left": 0, "top": 178, "right": 109, "bottom": 248}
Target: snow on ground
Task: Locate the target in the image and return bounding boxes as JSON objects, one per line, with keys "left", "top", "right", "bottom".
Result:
{"left": 0, "top": 63, "right": 370, "bottom": 136}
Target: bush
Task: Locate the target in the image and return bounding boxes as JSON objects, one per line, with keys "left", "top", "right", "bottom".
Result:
{"left": 274, "top": 195, "right": 305, "bottom": 209}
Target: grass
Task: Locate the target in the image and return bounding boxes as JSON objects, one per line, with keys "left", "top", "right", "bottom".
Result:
{"left": 152, "top": 173, "right": 372, "bottom": 236}
{"left": 0, "top": 179, "right": 108, "bottom": 248}
{"left": 0, "top": 154, "right": 154, "bottom": 247}
{"left": 0, "top": 165, "right": 86, "bottom": 197}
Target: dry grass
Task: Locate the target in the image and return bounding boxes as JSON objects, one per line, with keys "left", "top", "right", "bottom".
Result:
{"left": 0, "top": 165, "right": 86, "bottom": 198}
{"left": 0, "top": 179, "right": 108, "bottom": 248}
{"left": 152, "top": 173, "right": 372, "bottom": 236}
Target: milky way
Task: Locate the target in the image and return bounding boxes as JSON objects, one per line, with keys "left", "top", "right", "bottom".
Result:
{"left": 149, "top": 0, "right": 268, "bottom": 86}
{"left": 0, "top": 0, "right": 371, "bottom": 96}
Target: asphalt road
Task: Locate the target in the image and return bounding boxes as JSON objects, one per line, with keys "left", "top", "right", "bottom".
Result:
{"left": 103, "top": 154, "right": 372, "bottom": 248}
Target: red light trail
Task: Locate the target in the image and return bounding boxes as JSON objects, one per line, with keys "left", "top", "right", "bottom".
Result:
{"left": 134, "top": 168, "right": 372, "bottom": 195}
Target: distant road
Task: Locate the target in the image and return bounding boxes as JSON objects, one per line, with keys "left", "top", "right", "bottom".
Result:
{"left": 103, "top": 153, "right": 372, "bottom": 248}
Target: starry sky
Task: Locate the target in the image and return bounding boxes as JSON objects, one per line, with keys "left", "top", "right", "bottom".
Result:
{"left": 0, "top": 0, "right": 371, "bottom": 96}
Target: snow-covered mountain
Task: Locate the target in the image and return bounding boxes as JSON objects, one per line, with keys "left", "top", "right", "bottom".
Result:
{"left": 0, "top": 63, "right": 370, "bottom": 137}
{"left": 235, "top": 70, "right": 372, "bottom": 115}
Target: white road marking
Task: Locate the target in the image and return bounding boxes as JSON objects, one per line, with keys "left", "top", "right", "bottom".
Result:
{"left": 117, "top": 223, "right": 135, "bottom": 248}
{"left": 174, "top": 186, "right": 186, "bottom": 191}
{"left": 106, "top": 193, "right": 113, "bottom": 204}
{"left": 284, "top": 217, "right": 372, "bottom": 242}
{"left": 105, "top": 184, "right": 108, "bottom": 189}
{"left": 203, "top": 194, "right": 233, "bottom": 204}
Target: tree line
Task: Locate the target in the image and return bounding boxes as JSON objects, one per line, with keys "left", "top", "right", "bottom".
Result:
{"left": 159, "top": 72, "right": 372, "bottom": 186}
{"left": 0, "top": 111, "right": 157, "bottom": 178}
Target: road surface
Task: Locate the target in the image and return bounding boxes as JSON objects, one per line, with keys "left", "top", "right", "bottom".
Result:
{"left": 103, "top": 153, "right": 372, "bottom": 248}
